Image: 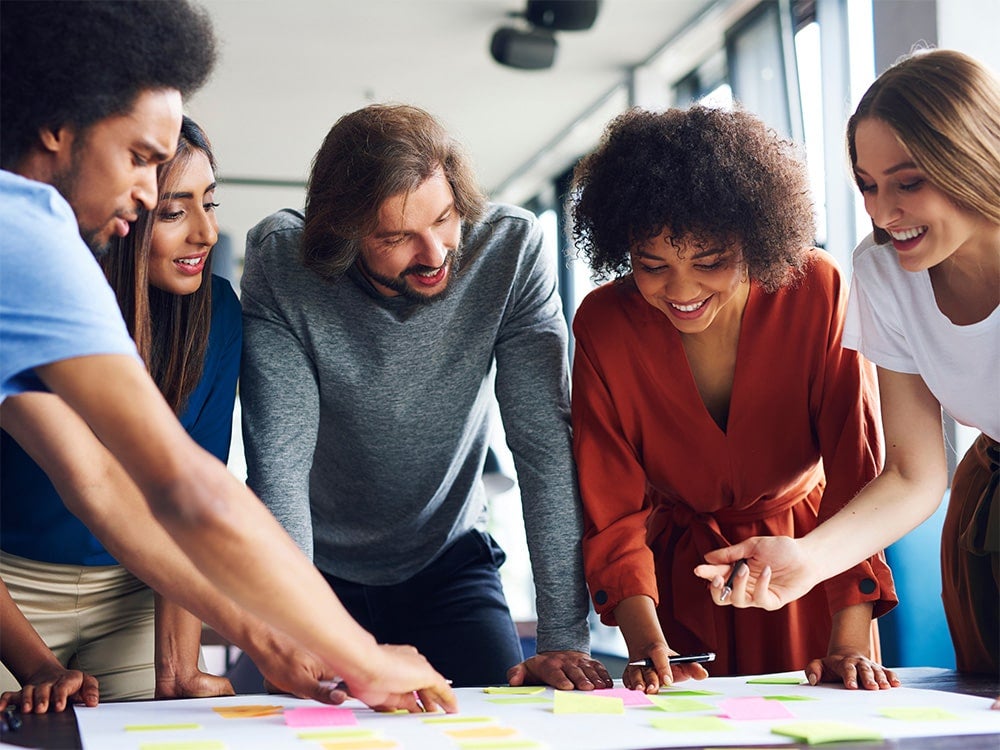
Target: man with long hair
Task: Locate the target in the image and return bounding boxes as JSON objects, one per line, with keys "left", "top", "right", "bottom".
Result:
{"left": 242, "top": 104, "right": 611, "bottom": 690}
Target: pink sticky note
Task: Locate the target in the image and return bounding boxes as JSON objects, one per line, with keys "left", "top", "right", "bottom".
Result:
{"left": 283, "top": 706, "right": 359, "bottom": 727}
{"left": 589, "top": 688, "right": 654, "bottom": 707}
{"left": 718, "top": 696, "right": 794, "bottom": 720}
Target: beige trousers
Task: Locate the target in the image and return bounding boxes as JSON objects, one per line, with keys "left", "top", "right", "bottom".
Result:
{"left": 0, "top": 551, "right": 159, "bottom": 701}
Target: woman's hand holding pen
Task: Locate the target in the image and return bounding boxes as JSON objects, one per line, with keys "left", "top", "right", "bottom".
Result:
{"left": 623, "top": 643, "right": 710, "bottom": 694}
{"left": 694, "top": 535, "right": 819, "bottom": 610}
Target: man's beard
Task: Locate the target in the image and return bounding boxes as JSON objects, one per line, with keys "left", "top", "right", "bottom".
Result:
{"left": 79, "top": 226, "right": 112, "bottom": 258}
{"left": 49, "top": 147, "right": 113, "bottom": 258}
{"left": 358, "top": 247, "right": 463, "bottom": 305}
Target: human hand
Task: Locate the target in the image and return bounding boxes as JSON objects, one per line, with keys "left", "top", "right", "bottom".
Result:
{"left": 622, "top": 644, "right": 709, "bottom": 693}
{"left": 342, "top": 644, "right": 457, "bottom": 714}
{"left": 0, "top": 664, "right": 99, "bottom": 713}
{"left": 155, "top": 668, "right": 234, "bottom": 700}
{"left": 694, "top": 536, "right": 817, "bottom": 610}
{"left": 506, "top": 650, "right": 613, "bottom": 691}
{"left": 251, "top": 639, "right": 352, "bottom": 706}
{"left": 804, "top": 652, "right": 900, "bottom": 690}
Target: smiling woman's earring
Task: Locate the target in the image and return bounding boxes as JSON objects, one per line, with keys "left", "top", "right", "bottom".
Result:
{"left": 741, "top": 266, "right": 749, "bottom": 283}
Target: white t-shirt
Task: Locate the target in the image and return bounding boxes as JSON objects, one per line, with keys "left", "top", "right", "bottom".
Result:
{"left": 843, "top": 233, "right": 999, "bottom": 442}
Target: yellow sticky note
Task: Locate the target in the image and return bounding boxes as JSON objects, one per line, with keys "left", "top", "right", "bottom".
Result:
{"left": 483, "top": 686, "right": 546, "bottom": 695}
{"left": 298, "top": 728, "right": 380, "bottom": 740}
{"left": 650, "top": 716, "right": 733, "bottom": 732}
{"left": 139, "top": 742, "right": 225, "bottom": 750}
{"left": 423, "top": 715, "right": 494, "bottom": 724}
{"left": 879, "top": 707, "right": 959, "bottom": 721}
{"left": 319, "top": 740, "right": 398, "bottom": 750}
{"left": 772, "top": 720, "right": 883, "bottom": 744}
{"left": 763, "top": 694, "right": 816, "bottom": 701}
{"left": 658, "top": 688, "right": 720, "bottom": 696}
{"left": 127, "top": 723, "right": 201, "bottom": 732}
{"left": 213, "top": 704, "right": 284, "bottom": 718}
{"left": 445, "top": 726, "right": 520, "bottom": 739}
{"left": 457, "top": 741, "right": 547, "bottom": 749}
{"left": 485, "top": 697, "right": 552, "bottom": 705}
{"left": 746, "top": 676, "right": 805, "bottom": 685}
{"left": 552, "top": 691, "right": 624, "bottom": 715}
{"left": 647, "top": 696, "right": 715, "bottom": 712}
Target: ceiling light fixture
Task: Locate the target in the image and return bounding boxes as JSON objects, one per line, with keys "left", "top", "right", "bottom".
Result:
{"left": 489, "top": 1, "right": 601, "bottom": 71}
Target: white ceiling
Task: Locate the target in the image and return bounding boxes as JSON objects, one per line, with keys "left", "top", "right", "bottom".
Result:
{"left": 188, "top": 0, "right": 736, "bottom": 198}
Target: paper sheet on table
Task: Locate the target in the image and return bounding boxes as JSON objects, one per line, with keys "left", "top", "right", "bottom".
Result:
{"left": 74, "top": 673, "right": 1000, "bottom": 750}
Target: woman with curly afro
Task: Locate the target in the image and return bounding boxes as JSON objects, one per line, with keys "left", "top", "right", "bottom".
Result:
{"left": 570, "top": 105, "right": 898, "bottom": 692}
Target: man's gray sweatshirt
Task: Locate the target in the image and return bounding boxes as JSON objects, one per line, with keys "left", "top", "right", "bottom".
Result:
{"left": 239, "top": 204, "right": 591, "bottom": 654}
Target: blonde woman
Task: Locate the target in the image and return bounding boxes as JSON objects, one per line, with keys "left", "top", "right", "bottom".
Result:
{"left": 698, "top": 49, "right": 999, "bottom": 678}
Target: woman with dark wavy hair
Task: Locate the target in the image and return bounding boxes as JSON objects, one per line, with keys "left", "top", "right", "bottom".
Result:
{"left": 571, "top": 105, "right": 897, "bottom": 691}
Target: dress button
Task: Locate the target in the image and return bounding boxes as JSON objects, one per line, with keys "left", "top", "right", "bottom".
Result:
{"left": 859, "top": 578, "right": 876, "bottom": 595}
{"left": 594, "top": 590, "right": 609, "bottom": 605}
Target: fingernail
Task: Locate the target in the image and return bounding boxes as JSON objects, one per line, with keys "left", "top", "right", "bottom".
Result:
{"left": 808, "top": 674, "right": 817, "bottom": 686}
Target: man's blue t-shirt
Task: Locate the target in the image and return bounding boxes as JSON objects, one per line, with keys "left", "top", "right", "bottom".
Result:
{"left": 0, "top": 169, "right": 138, "bottom": 401}
{"left": 0, "top": 275, "right": 242, "bottom": 565}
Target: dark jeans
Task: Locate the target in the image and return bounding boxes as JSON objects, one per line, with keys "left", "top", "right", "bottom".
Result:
{"left": 322, "top": 529, "right": 524, "bottom": 687}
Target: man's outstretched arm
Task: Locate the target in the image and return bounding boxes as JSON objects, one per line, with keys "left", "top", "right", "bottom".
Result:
{"left": 12, "top": 357, "right": 456, "bottom": 713}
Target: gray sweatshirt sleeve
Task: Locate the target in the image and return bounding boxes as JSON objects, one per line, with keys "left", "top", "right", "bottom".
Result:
{"left": 239, "top": 215, "right": 320, "bottom": 559}
{"left": 493, "top": 216, "right": 592, "bottom": 655}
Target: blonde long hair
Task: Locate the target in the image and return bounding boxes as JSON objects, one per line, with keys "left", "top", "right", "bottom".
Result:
{"left": 847, "top": 49, "right": 1000, "bottom": 245}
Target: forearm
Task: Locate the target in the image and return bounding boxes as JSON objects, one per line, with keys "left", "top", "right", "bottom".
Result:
{"left": 802, "top": 367, "right": 948, "bottom": 587}
{"left": 154, "top": 594, "right": 205, "bottom": 679}
{"left": 613, "top": 595, "right": 668, "bottom": 659}
{"left": 0, "top": 580, "right": 63, "bottom": 684}
{"left": 802, "top": 464, "right": 946, "bottom": 586}
{"left": 828, "top": 602, "right": 875, "bottom": 656}
{"left": 4, "top": 380, "right": 383, "bottom": 687}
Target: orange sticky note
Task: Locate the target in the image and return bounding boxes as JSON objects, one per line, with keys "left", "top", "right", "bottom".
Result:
{"left": 213, "top": 704, "right": 284, "bottom": 719}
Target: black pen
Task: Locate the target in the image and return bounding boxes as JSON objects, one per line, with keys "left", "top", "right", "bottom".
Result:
{"left": 1, "top": 705, "right": 21, "bottom": 733}
{"left": 628, "top": 652, "right": 716, "bottom": 667}
{"left": 719, "top": 558, "right": 748, "bottom": 602}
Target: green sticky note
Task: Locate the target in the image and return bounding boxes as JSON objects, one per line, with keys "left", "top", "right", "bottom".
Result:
{"left": 879, "top": 707, "right": 959, "bottom": 721}
{"left": 126, "top": 723, "right": 202, "bottom": 732}
{"left": 772, "top": 720, "right": 883, "bottom": 744}
{"left": 650, "top": 716, "right": 733, "bottom": 732}
{"left": 746, "top": 676, "right": 806, "bottom": 685}
{"left": 296, "top": 728, "right": 380, "bottom": 740}
{"left": 657, "top": 688, "right": 721, "bottom": 696}
{"left": 552, "top": 690, "right": 624, "bottom": 714}
{"left": 647, "top": 696, "right": 715, "bottom": 712}
{"left": 483, "top": 686, "right": 546, "bottom": 695}
{"left": 763, "top": 694, "right": 817, "bottom": 701}
{"left": 139, "top": 742, "right": 225, "bottom": 750}
{"left": 423, "top": 715, "right": 494, "bottom": 724}
{"left": 485, "top": 697, "right": 552, "bottom": 705}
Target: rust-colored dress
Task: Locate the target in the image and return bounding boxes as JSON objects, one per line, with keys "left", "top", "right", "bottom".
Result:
{"left": 572, "top": 253, "right": 897, "bottom": 676}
